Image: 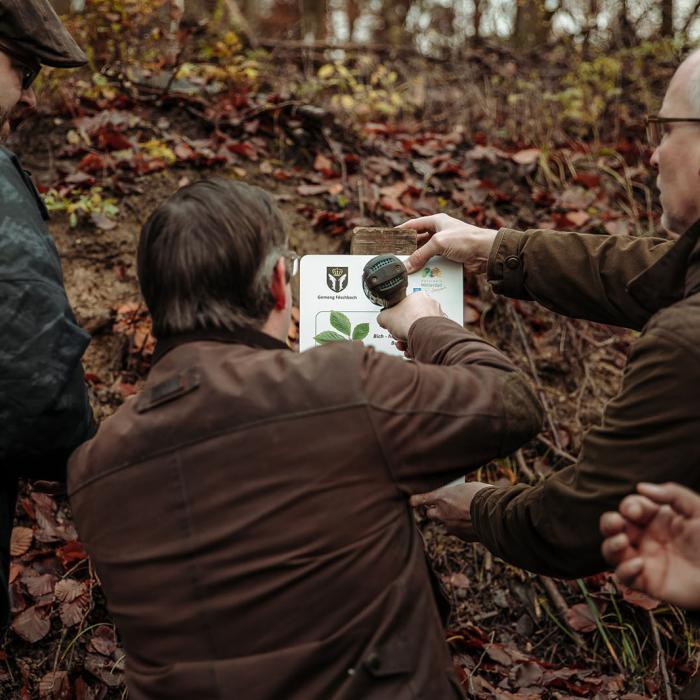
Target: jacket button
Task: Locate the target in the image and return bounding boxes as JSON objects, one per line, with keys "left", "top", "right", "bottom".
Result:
{"left": 505, "top": 255, "right": 520, "bottom": 270}
{"left": 365, "top": 652, "right": 382, "bottom": 672}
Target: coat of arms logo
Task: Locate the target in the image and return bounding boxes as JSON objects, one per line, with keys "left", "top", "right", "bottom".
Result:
{"left": 326, "top": 266, "right": 348, "bottom": 293}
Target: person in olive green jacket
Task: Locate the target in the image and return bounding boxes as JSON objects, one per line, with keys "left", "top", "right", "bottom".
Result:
{"left": 403, "top": 47, "right": 700, "bottom": 585}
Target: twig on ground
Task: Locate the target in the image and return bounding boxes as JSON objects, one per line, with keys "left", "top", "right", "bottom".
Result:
{"left": 539, "top": 575, "right": 585, "bottom": 647}
{"left": 508, "top": 304, "right": 564, "bottom": 450}
{"left": 650, "top": 610, "right": 674, "bottom": 700}
{"left": 536, "top": 435, "right": 577, "bottom": 463}
{"left": 574, "top": 361, "right": 592, "bottom": 434}
{"left": 514, "top": 449, "right": 536, "bottom": 481}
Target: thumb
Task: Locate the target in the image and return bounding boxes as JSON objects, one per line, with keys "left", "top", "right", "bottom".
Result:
{"left": 410, "top": 490, "right": 438, "bottom": 507}
{"left": 405, "top": 237, "right": 440, "bottom": 274}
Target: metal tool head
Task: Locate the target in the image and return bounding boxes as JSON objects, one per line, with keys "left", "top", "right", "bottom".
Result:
{"left": 362, "top": 254, "right": 408, "bottom": 308}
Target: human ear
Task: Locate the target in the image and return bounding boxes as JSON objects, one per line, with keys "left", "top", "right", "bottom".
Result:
{"left": 270, "top": 258, "right": 287, "bottom": 310}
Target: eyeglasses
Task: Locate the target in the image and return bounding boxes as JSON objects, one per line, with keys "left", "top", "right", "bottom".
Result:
{"left": 1, "top": 47, "right": 40, "bottom": 91}
{"left": 284, "top": 251, "right": 300, "bottom": 282}
{"left": 646, "top": 115, "right": 700, "bottom": 148}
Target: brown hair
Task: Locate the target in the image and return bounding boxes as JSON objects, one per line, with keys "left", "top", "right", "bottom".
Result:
{"left": 138, "top": 179, "right": 287, "bottom": 338}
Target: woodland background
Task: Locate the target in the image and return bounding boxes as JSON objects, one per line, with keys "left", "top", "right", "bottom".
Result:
{"left": 1, "top": 1, "right": 697, "bottom": 698}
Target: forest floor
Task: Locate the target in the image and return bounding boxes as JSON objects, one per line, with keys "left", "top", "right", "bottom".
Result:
{"left": 1, "top": 26, "right": 697, "bottom": 699}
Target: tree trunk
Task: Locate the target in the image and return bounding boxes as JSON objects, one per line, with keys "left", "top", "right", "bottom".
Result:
{"left": 378, "top": 0, "right": 411, "bottom": 47}
{"left": 300, "top": 0, "right": 327, "bottom": 41}
{"left": 240, "top": 0, "right": 257, "bottom": 30}
{"left": 179, "top": 0, "right": 254, "bottom": 43}
{"left": 346, "top": 0, "right": 360, "bottom": 41}
{"left": 661, "top": 0, "right": 674, "bottom": 36}
{"left": 512, "top": 0, "right": 552, "bottom": 50}
{"left": 611, "top": 0, "right": 636, "bottom": 47}
{"left": 582, "top": 0, "right": 598, "bottom": 56}
{"left": 473, "top": 0, "right": 483, "bottom": 39}
{"left": 257, "top": 0, "right": 302, "bottom": 39}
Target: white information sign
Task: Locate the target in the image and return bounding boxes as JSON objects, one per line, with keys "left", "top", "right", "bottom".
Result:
{"left": 299, "top": 255, "right": 464, "bottom": 356}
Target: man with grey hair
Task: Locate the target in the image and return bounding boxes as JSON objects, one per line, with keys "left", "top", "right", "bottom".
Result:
{"left": 0, "top": 0, "right": 95, "bottom": 629}
{"left": 402, "top": 47, "right": 700, "bottom": 631}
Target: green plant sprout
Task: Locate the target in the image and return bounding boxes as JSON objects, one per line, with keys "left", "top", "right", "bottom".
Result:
{"left": 314, "top": 311, "right": 369, "bottom": 345}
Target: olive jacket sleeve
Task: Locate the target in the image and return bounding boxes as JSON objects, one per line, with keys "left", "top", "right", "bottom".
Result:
{"left": 470, "top": 227, "right": 696, "bottom": 577}
{"left": 470, "top": 310, "right": 700, "bottom": 577}
{"left": 487, "top": 227, "right": 673, "bottom": 330}
{"left": 0, "top": 148, "right": 95, "bottom": 481}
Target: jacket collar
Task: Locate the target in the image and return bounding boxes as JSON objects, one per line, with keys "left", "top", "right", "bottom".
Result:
{"left": 153, "top": 327, "right": 289, "bottom": 365}
{"left": 627, "top": 217, "right": 700, "bottom": 310}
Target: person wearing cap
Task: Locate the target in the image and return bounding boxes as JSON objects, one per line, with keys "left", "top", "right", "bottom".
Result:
{"left": 0, "top": 0, "right": 95, "bottom": 628}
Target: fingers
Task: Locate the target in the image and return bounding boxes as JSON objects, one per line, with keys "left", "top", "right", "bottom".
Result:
{"left": 615, "top": 557, "right": 645, "bottom": 587}
{"left": 637, "top": 482, "right": 700, "bottom": 519}
{"left": 398, "top": 216, "right": 440, "bottom": 234}
{"left": 600, "top": 511, "right": 626, "bottom": 538}
{"left": 619, "top": 494, "right": 660, "bottom": 525}
{"left": 405, "top": 236, "right": 442, "bottom": 274}
{"left": 601, "top": 531, "right": 632, "bottom": 566}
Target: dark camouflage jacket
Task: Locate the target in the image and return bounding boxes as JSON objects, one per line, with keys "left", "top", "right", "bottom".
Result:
{"left": 0, "top": 146, "right": 94, "bottom": 625}
{"left": 0, "top": 147, "right": 94, "bottom": 474}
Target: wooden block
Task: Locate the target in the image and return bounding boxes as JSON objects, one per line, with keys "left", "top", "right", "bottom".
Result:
{"left": 351, "top": 227, "right": 417, "bottom": 255}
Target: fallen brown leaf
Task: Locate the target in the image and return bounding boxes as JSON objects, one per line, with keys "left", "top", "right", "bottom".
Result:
{"left": 56, "top": 579, "right": 92, "bottom": 627}
{"left": 620, "top": 584, "right": 659, "bottom": 611}
{"left": 10, "top": 527, "right": 33, "bottom": 557}
{"left": 11, "top": 605, "right": 50, "bottom": 643}
{"left": 39, "top": 671, "right": 71, "bottom": 700}
{"left": 88, "top": 625, "right": 117, "bottom": 657}
{"left": 565, "top": 603, "right": 597, "bottom": 633}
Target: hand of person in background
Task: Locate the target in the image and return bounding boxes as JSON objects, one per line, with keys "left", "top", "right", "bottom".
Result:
{"left": 410, "top": 482, "right": 495, "bottom": 541}
{"left": 399, "top": 214, "right": 498, "bottom": 275}
{"left": 377, "top": 291, "right": 444, "bottom": 350}
{"left": 600, "top": 482, "right": 700, "bottom": 609}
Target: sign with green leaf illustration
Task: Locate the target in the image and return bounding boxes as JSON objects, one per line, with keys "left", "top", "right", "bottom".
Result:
{"left": 315, "top": 311, "right": 370, "bottom": 345}
{"left": 300, "top": 255, "right": 463, "bottom": 356}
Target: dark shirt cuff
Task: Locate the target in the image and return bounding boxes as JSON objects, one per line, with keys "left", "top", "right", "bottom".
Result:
{"left": 487, "top": 228, "right": 531, "bottom": 299}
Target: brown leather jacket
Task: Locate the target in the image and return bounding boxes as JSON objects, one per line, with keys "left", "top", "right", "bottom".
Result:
{"left": 68, "top": 317, "right": 542, "bottom": 700}
{"left": 472, "top": 220, "right": 700, "bottom": 578}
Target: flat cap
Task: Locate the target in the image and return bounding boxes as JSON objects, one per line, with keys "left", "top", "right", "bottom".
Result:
{"left": 0, "top": 0, "right": 87, "bottom": 67}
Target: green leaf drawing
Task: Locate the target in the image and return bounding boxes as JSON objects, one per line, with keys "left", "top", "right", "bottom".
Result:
{"left": 314, "top": 330, "right": 347, "bottom": 345}
{"left": 330, "top": 310, "right": 351, "bottom": 337}
{"left": 352, "top": 323, "right": 370, "bottom": 341}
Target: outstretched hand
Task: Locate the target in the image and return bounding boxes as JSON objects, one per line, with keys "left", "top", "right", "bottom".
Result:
{"left": 410, "top": 481, "right": 494, "bottom": 541}
{"left": 600, "top": 482, "right": 700, "bottom": 609}
{"left": 399, "top": 214, "right": 498, "bottom": 275}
